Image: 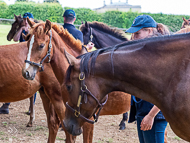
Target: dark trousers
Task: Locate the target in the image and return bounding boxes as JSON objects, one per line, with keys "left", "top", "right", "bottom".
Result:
{"left": 137, "top": 117, "right": 167, "bottom": 143}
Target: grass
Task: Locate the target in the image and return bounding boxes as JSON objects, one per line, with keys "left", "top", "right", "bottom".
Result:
{"left": 56, "top": 136, "right": 65, "bottom": 140}
{"left": 0, "top": 24, "right": 18, "bottom": 45}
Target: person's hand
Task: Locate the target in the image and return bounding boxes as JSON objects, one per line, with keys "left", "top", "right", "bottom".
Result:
{"left": 140, "top": 114, "right": 154, "bottom": 131}
{"left": 86, "top": 42, "right": 94, "bottom": 51}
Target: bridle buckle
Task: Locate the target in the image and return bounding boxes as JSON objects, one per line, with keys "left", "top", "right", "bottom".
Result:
{"left": 74, "top": 110, "right": 80, "bottom": 117}
{"left": 79, "top": 72, "right": 85, "bottom": 80}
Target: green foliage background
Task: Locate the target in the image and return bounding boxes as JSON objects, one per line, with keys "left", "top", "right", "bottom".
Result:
{"left": 0, "top": 2, "right": 190, "bottom": 32}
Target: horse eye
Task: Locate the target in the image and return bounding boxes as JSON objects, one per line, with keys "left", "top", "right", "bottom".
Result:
{"left": 39, "top": 44, "right": 45, "bottom": 48}
{"left": 66, "top": 85, "right": 72, "bottom": 92}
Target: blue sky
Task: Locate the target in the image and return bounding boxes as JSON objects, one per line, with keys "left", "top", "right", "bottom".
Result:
{"left": 4, "top": 0, "right": 190, "bottom": 16}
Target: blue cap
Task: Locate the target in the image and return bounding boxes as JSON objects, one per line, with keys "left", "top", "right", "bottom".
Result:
{"left": 63, "top": 9, "right": 76, "bottom": 18}
{"left": 23, "top": 12, "right": 34, "bottom": 19}
{"left": 125, "top": 15, "right": 157, "bottom": 33}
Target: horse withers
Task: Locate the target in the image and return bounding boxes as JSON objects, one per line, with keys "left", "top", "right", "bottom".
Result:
{"left": 64, "top": 32, "right": 190, "bottom": 142}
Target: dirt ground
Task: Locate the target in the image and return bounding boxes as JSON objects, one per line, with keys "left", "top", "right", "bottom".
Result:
{"left": 0, "top": 93, "right": 189, "bottom": 143}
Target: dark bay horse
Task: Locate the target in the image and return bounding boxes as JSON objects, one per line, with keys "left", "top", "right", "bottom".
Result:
{"left": 21, "top": 19, "right": 131, "bottom": 142}
{"left": 0, "top": 42, "right": 75, "bottom": 142}
{"left": 7, "top": 14, "right": 23, "bottom": 41}
{"left": 64, "top": 32, "right": 190, "bottom": 142}
{"left": 80, "top": 21, "right": 128, "bottom": 49}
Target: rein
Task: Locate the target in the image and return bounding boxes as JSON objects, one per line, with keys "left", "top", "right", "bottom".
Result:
{"left": 25, "top": 30, "right": 52, "bottom": 72}
{"left": 65, "top": 71, "right": 108, "bottom": 124}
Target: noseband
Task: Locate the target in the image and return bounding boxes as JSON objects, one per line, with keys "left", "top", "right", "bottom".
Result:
{"left": 66, "top": 72, "right": 108, "bottom": 124}
{"left": 25, "top": 30, "right": 52, "bottom": 72}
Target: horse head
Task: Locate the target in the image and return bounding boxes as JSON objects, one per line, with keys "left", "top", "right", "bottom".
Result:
{"left": 181, "top": 17, "right": 190, "bottom": 29}
{"left": 22, "top": 18, "right": 52, "bottom": 80}
{"left": 7, "top": 14, "right": 23, "bottom": 41}
{"left": 80, "top": 21, "right": 128, "bottom": 49}
{"left": 63, "top": 50, "right": 108, "bottom": 136}
{"left": 80, "top": 21, "right": 91, "bottom": 46}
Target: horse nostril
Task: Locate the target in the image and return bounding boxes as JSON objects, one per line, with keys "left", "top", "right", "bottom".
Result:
{"left": 25, "top": 71, "right": 30, "bottom": 78}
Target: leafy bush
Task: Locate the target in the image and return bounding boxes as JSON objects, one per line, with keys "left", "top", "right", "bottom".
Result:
{"left": 0, "top": 2, "right": 189, "bottom": 32}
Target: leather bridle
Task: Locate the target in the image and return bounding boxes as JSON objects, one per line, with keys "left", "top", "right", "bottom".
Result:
{"left": 90, "top": 27, "right": 93, "bottom": 42}
{"left": 25, "top": 30, "right": 52, "bottom": 72}
{"left": 65, "top": 72, "right": 108, "bottom": 124}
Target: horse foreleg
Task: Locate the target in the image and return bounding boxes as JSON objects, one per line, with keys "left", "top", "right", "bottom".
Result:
{"left": 82, "top": 119, "right": 94, "bottom": 143}
{"left": 26, "top": 95, "right": 35, "bottom": 127}
{"left": 40, "top": 87, "right": 76, "bottom": 143}
{"left": 119, "top": 112, "right": 128, "bottom": 130}
{"left": 39, "top": 87, "right": 60, "bottom": 143}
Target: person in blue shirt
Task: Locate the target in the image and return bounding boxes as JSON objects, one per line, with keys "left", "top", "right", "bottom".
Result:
{"left": 0, "top": 12, "right": 37, "bottom": 114}
{"left": 126, "top": 15, "right": 169, "bottom": 143}
{"left": 63, "top": 9, "right": 83, "bottom": 43}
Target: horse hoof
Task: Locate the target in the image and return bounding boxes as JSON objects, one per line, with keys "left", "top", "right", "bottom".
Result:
{"left": 26, "top": 123, "right": 32, "bottom": 127}
{"left": 119, "top": 126, "right": 126, "bottom": 130}
{"left": 25, "top": 111, "right": 31, "bottom": 115}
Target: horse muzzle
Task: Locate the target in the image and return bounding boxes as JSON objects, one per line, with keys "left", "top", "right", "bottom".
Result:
{"left": 22, "top": 68, "right": 37, "bottom": 80}
{"left": 63, "top": 117, "right": 83, "bottom": 136}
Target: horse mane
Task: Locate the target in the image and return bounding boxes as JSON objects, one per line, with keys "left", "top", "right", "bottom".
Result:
{"left": 51, "top": 23, "right": 82, "bottom": 53}
{"left": 29, "top": 22, "right": 82, "bottom": 53}
{"left": 80, "top": 21, "right": 128, "bottom": 40}
{"left": 78, "top": 32, "right": 190, "bottom": 76}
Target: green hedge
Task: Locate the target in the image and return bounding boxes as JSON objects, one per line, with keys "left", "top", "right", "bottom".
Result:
{"left": 0, "top": 2, "right": 189, "bottom": 32}
{"left": 0, "top": 2, "right": 63, "bottom": 23}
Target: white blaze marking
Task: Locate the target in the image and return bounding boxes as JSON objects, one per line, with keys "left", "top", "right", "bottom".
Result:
{"left": 26, "top": 35, "right": 34, "bottom": 69}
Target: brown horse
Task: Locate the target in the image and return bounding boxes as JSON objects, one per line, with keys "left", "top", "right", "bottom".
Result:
{"left": 176, "top": 26, "right": 190, "bottom": 34}
{"left": 21, "top": 19, "right": 131, "bottom": 142}
{"left": 64, "top": 32, "right": 190, "bottom": 142}
{"left": 6, "top": 14, "right": 37, "bottom": 128}
{"left": 80, "top": 21, "right": 128, "bottom": 49}
{"left": 7, "top": 14, "right": 23, "bottom": 41}
{"left": 0, "top": 42, "right": 76, "bottom": 142}
{"left": 181, "top": 17, "right": 190, "bottom": 29}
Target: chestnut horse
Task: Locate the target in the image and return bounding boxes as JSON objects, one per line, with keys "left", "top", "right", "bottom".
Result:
{"left": 63, "top": 32, "right": 190, "bottom": 141}
{"left": 21, "top": 19, "right": 131, "bottom": 142}
{"left": 181, "top": 17, "right": 190, "bottom": 29}
{"left": 6, "top": 14, "right": 37, "bottom": 128}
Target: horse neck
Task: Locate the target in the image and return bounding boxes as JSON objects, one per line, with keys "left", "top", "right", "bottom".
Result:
{"left": 93, "top": 28, "right": 127, "bottom": 49}
{"left": 91, "top": 36, "right": 190, "bottom": 106}
{"left": 50, "top": 30, "right": 81, "bottom": 84}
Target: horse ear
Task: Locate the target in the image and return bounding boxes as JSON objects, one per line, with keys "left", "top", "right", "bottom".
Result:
{"left": 64, "top": 49, "right": 80, "bottom": 68}
{"left": 27, "top": 17, "right": 35, "bottom": 28}
{"left": 45, "top": 19, "right": 51, "bottom": 34}
{"left": 183, "top": 17, "right": 189, "bottom": 24}
{"left": 14, "top": 14, "right": 18, "bottom": 21}
{"left": 22, "top": 33, "right": 30, "bottom": 41}
{"left": 85, "top": 21, "right": 89, "bottom": 28}
{"left": 157, "top": 23, "right": 164, "bottom": 35}
{"left": 81, "top": 45, "right": 88, "bottom": 55}
{"left": 81, "top": 21, "right": 84, "bottom": 24}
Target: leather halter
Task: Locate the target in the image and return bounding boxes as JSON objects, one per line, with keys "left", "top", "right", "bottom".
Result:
{"left": 65, "top": 72, "right": 108, "bottom": 124}
{"left": 25, "top": 30, "right": 52, "bottom": 72}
